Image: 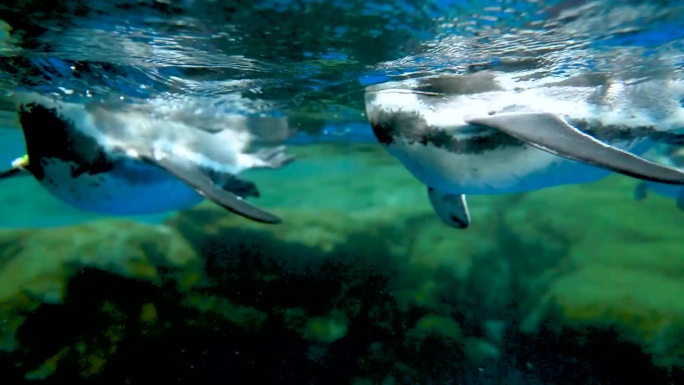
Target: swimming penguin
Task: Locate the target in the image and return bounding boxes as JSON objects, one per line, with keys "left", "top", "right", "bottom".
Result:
{"left": 0, "top": 95, "right": 294, "bottom": 224}
{"left": 634, "top": 144, "right": 684, "bottom": 210}
{"left": 365, "top": 71, "right": 684, "bottom": 229}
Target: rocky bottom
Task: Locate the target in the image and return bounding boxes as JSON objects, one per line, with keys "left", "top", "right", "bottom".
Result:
{"left": 0, "top": 144, "right": 683, "bottom": 384}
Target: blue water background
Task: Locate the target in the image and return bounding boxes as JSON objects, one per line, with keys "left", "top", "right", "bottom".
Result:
{"left": 1, "top": 1, "right": 684, "bottom": 384}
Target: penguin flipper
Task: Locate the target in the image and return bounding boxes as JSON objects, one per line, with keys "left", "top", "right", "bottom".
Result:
{"left": 140, "top": 152, "right": 282, "bottom": 224}
{"left": 465, "top": 112, "right": 684, "bottom": 185}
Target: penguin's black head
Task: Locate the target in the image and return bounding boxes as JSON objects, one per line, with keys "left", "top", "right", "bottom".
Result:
{"left": 18, "top": 102, "right": 114, "bottom": 180}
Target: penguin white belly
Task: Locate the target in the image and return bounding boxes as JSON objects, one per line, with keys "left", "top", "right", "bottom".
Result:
{"left": 386, "top": 138, "right": 654, "bottom": 195}
{"left": 38, "top": 158, "right": 203, "bottom": 215}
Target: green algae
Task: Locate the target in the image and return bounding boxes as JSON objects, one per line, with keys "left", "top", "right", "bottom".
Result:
{"left": 303, "top": 310, "right": 349, "bottom": 343}
{"left": 407, "top": 314, "right": 462, "bottom": 341}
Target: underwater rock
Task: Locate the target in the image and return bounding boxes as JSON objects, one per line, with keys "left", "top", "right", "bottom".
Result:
{"left": 462, "top": 337, "right": 501, "bottom": 364}
{"left": 544, "top": 266, "right": 684, "bottom": 366}
{"left": 183, "top": 293, "right": 268, "bottom": 332}
{"left": 1, "top": 146, "right": 683, "bottom": 384}
{"left": 0, "top": 220, "right": 201, "bottom": 345}
{"left": 162, "top": 203, "right": 517, "bottom": 383}
{"left": 0, "top": 202, "right": 474, "bottom": 384}
{"left": 165, "top": 200, "right": 502, "bottom": 321}
{"left": 505, "top": 176, "right": 684, "bottom": 382}
{"left": 303, "top": 309, "right": 349, "bottom": 344}
{"left": 0, "top": 219, "right": 203, "bottom": 380}
{"left": 406, "top": 314, "right": 462, "bottom": 342}
{"left": 517, "top": 221, "right": 684, "bottom": 380}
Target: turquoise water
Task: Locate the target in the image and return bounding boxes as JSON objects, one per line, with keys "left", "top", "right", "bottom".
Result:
{"left": 1, "top": 1, "right": 684, "bottom": 384}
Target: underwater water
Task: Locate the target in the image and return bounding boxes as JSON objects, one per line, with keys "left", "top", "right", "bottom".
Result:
{"left": 1, "top": 0, "right": 684, "bottom": 384}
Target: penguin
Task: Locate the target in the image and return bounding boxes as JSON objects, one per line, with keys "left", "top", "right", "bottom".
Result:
{"left": 365, "top": 71, "right": 684, "bottom": 228}
{"left": 0, "top": 95, "right": 294, "bottom": 224}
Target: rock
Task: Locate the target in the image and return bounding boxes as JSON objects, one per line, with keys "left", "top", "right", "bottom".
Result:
{"left": 0, "top": 219, "right": 202, "bottom": 379}
{"left": 406, "top": 314, "right": 462, "bottom": 342}
{"left": 462, "top": 337, "right": 501, "bottom": 364}
{"left": 303, "top": 310, "right": 349, "bottom": 344}
{"left": 161, "top": 203, "right": 499, "bottom": 383}
{"left": 542, "top": 266, "right": 684, "bottom": 368}
{"left": 2, "top": 142, "right": 682, "bottom": 384}
{"left": 508, "top": 176, "right": 684, "bottom": 379}
{"left": 0, "top": 220, "right": 201, "bottom": 306}
{"left": 182, "top": 293, "right": 268, "bottom": 332}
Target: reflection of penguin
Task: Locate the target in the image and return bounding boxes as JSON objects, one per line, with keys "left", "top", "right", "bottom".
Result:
{"left": 0, "top": 96, "right": 294, "bottom": 224}
{"left": 365, "top": 72, "right": 684, "bottom": 228}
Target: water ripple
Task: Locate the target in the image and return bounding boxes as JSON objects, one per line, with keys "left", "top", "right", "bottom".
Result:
{"left": 0, "top": 0, "right": 683, "bottom": 131}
